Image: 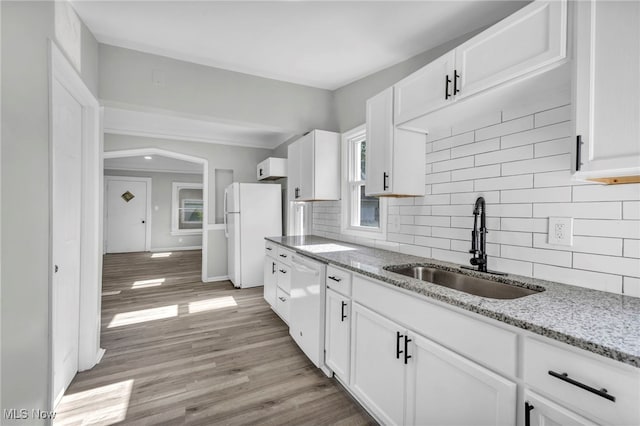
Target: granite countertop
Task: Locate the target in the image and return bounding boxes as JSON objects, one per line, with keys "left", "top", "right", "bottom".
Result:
{"left": 266, "top": 235, "right": 640, "bottom": 368}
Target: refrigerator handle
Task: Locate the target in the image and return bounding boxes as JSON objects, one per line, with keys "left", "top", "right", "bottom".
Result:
{"left": 223, "top": 188, "right": 229, "bottom": 238}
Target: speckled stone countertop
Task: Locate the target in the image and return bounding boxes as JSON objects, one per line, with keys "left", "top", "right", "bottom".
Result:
{"left": 266, "top": 235, "right": 640, "bottom": 368}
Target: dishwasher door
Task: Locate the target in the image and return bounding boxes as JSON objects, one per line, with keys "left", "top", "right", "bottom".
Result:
{"left": 290, "top": 254, "right": 326, "bottom": 368}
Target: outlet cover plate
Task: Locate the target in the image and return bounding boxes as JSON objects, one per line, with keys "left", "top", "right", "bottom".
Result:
{"left": 548, "top": 217, "right": 573, "bottom": 246}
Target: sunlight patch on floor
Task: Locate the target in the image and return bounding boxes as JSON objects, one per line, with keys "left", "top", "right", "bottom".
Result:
{"left": 54, "top": 379, "right": 133, "bottom": 426}
{"left": 132, "top": 278, "right": 165, "bottom": 288}
{"left": 108, "top": 305, "right": 178, "bottom": 328}
{"left": 151, "top": 252, "right": 172, "bottom": 258}
{"left": 188, "top": 296, "right": 237, "bottom": 313}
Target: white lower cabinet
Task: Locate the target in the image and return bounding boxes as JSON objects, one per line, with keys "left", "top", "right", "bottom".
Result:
{"left": 524, "top": 390, "right": 597, "bottom": 426}
{"left": 325, "top": 289, "right": 350, "bottom": 383}
{"left": 406, "top": 332, "right": 516, "bottom": 426}
{"left": 263, "top": 255, "right": 277, "bottom": 307}
{"left": 350, "top": 303, "right": 407, "bottom": 425}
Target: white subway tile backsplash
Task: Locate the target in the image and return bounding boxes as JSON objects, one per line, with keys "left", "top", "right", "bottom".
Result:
{"left": 416, "top": 194, "right": 451, "bottom": 205}
{"left": 414, "top": 215, "right": 450, "bottom": 227}
{"left": 399, "top": 224, "right": 431, "bottom": 236}
{"left": 501, "top": 121, "right": 572, "bottom": 149}
{"left": 432, "top": 180, "right": 474, "bottom": 194}
{"left": 431, "top": 248, "right": 473, "bottom": 265}
{"left": 501, "top": 89, "right": 570, "bottom": 121}
{"left": 451, "top": 216, "right": 500, "bottom": 230}
{"left": 534, "top": 137, "right": 571, "bottom": 158}
{"left": 501, "top": 218, "right": 544, "bottom": 233}
{"left": 431, "top": 226, "right": 470, "bottom": 241}
{"left": 425, "top": 149, "right": 451, "bottom": 164}
{"left": 399, "top": 205, "right": 432, "bottom": 216}
{"left": 399, "top": 244, "right": 432, "bottom": 258}
{"left": 426, "top": 128, "right": 452, "bottom": 143}
{"left": 425, "top": 171, "right": 451, "bottom": 184}
{"left": 574, "top": 253, "right": 640, "bottom": 278}
{"left": 452, "top": 112, "right": 501, "bottom": 136}
{"left": 432, "top": 131, "right": 474, "bottom": 151}
{"left": 501, "top": 154, "right": 570, "bottom": 176}
{"left": 487, "top": 230, "right": 532, "bottom": 247}
{"left": 475, "top": 145, "right": 533, "bottom": 166}
{"left": 475, "top": 116, "right": 533, "bottom": 141}
{"left": 415, "top": 236, "right": 450, "bottom": 250}
{"left": 533, "top": 202, "right": 622, "bottom": 220}
{"left": 488, "top": 257, "right": 533, "bottom": 277}
{"left": 501, "top": 245, "right": 572, "bottom": 267}
{"left": 387, "top": 233, "right": 415, "bottom": 244}
{"left": 573, "top": 183, "right": 640, "bottom": 202}
{"left": 534, "top": 264, "right": 623, "bottom": 294}
{"left": 573, "top": 219, "right": 640, "bottom": 239}
{"left": 533, "top": 233, "right": 623, "bottom": 257}
{"left": 475, "top": 175, "right": 533, "bottom": 191}
{"left": 450, "top": 191, "right": 500, "bottom": 205}
{"left": 431, "top": 204, "right": 476, "bottom": 217}
{"left": 623, "top": 201, "right": 640, "bottom": 219}
{"left": 534, "top": 104, "right": 571, "bottom": 128}
{"left": 624, "top": 277, "right": 640, "bottom": 297}
{"left": 486, "top": 203, "right": 533, "bottom": 218}
{"left": 624, "top": 239, "right": 640, "bottom": 258}
{"left": 432, "top": 156, "right": 475, "bottom": 173}
{"left": 450, "top": 138, "right": 500, "bottom": 159}
{"left": 452, "top": 164, "right": 501, "bottom": 181}
{"left": 534, "top": 170, "right": 589, "bottom": 188}
{"left": 501, "top": 187, "right": 571, "bottom": 203}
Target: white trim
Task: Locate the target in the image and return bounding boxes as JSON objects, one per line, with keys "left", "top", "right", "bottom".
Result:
{"left": 49, "top": 41, "right": 103, "bottom": 411}
{"left": 206, "top": 223, "right": 226, "bottom": 231}
{"left": 340, "top": 125, "right": 388, "bottom": 240}
{"left": 206, "top": 275, "right": 230, "bottom": 283}
{"left": 104, "top": 176, "right": 153, "bottom": 252}
{"left": 150, "top": 246, "right": 202, "bottom": 252}
{"left": 104, "top": 166, "right": 202, "bottom": 175}
{"left": 172, "top": 182, "right": 204, "bottom": 234}
{"left": 104, "top": 148, "right": 210, "bottom": 282}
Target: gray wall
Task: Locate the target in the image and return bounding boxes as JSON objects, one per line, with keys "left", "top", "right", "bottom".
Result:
{"left": 105, "top": 170, "right": 203, "bottom": 250}
{"left": 99, "top": 44, "right": 338, "bottom": 134}
{"left": 1, "top": 1, "right": 99, "bottom": 421}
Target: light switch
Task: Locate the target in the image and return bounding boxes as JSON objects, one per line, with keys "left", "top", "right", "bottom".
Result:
{"left": 548, "top": 217, "right": 573, "bottom": 246}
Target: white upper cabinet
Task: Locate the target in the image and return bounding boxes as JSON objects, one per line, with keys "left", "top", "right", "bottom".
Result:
{"left": 287, "top": 130, "right": 340, "bottom": 201}
{"left": 394, "top": 0, "right": 568, "bottom": 127}
{"left": 366, "top": 87, "right": 426, "bottom": 197}
{"left": 573, "top": 0, "right": 640, "bottom": 184}
{"left": 257, "top": 157, "right": 287, "bottom": 181}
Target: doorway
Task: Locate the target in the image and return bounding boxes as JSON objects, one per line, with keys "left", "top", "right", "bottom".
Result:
{"left": 105, "top": 176, "right": 151, "bottom": 253}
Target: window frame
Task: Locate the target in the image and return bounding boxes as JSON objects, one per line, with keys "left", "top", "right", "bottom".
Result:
{"left": 171, "top": 182, "right": 204, "bottom": 235}
{"left": 340, "top": 125, "right": 387, "bottom": 239}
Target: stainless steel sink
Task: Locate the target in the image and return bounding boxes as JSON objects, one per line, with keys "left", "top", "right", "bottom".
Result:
{"left": 387, "top": 266, "right": 542, "bottom": 299}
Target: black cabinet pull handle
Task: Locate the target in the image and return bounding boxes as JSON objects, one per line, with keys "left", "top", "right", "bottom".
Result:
{"left": 279, "top": 254, "right": 287, "bottom": 258}
{"left": 266, "top": 247, "right": 272, "bottom": 251}
{"left": 548, "top": 370, "right": 615, "bottom": 402}
{"left": 525, "top": 402, "right": 534, "bottom": 426}
{"left": 295, "top": 187, "right": 300, "bottom": 199}
{"left": 445, "top": 74, "right": 452, "bottom": 99}
{"left": 404, "top": 336, "right": 412, "bottom": 364}
{"left": 453, "top": 70, "right": 460, "bottom": 94}
{"left": 576, "top": 135, "right": 583, "bottom": 171}
{"left": 328, "top": 275, "right": 342, "bottom": 282}
{"left": 396, "top": 331, "right": 403, "bottom": 359}
{"left": 272, "top": 262, "right": 276, "bottom": 274}
{"left": 279, "top": 269, "right": 287, "bottom": 274}
{"left": 341, "top": 301, "right": 347, "bottom": 321}
{"left": 383, "top": 172, "right": 389, "bottom": 191}
{"left": 259, "top": 168, "right": 263, "bottom": 176}
{"left": 278, "top": 296, "right": 286, "bottom": 302}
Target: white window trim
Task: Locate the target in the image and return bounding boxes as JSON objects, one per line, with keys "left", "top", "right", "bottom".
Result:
{"left": 340, "top": 125, "right": 387, "bottom": 239}
{"left": 171, "top": 182, "right": 204, "bottom": 235}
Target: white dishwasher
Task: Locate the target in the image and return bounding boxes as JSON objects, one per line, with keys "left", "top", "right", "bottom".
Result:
{"left": 290, "top": 254, "right": 327, "bottom": 370}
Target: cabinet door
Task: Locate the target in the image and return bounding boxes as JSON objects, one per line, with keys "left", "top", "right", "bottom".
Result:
{"left": 350, "top": 303, "right": 406, "bottom": 426}
{"left": 574, "top": 0, "right": 640, "bottom": 179}
{"left": 325, "top": 289, "right": 350, "bottom": 383}
{"left": 365, "top": 87, "right": 394, "bottom": 196}
{"left": 394, "top": 51, "right": 455, "bottom": 125}
{"left": 298, "top": 132, "right": 315, "bottom": 200}
{"left": 524, "top": 390, "right": 598, "bottom": 426}
{"left": 263, "top": 256, "right": 277, "bottom": 307}
{"left": 406, "top": 332, "right": 516, "bottom": 426}
{"left": 287, "top": 140, "right": 301, "bottom": 201}
{"left": 455, "top": 1, "right": 567, "bottom": 99}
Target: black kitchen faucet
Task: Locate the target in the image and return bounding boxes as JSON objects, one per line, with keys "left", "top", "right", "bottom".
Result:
{"left": 469, "top": 196, "right": 488, "bottom": 272}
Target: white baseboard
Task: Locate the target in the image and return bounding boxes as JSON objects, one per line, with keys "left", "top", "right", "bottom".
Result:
{"left": 96, "top": 348, "right": 106, "bottom": 364}
{"left": 206, "top": 275, "right": 229, "bottom": 282}
{"left": 151, "top": 246, "right": 202, "bottom": 252}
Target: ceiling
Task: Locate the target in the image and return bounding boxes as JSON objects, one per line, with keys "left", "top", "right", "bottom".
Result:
{"left": 71, "top": 1, "right": 528, "bottom": 90}
{"left": 104, "top": 155, "right": 204, "bottom": 174}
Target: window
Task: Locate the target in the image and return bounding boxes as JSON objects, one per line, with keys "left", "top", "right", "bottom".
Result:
{"left": 172, "top": 182, "right": 203, "bottom": 235}
{"left": 341, "top": 126, "right": 386, "bottom": 238}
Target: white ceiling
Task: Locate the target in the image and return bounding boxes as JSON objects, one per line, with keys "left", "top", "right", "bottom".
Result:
{"left": 104, "top": 154, "right": 204, "bottom": 174}
{"left": 71, "top": 1, "right": 528, "bottom": 90}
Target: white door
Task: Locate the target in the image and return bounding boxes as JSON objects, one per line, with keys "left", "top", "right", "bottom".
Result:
{"left": 350, "top": 303, "right": 406, "bottom": 426}
{"left": 366, "top": 87, "right": 394, "bottom": 196}
{"left": 455, "top": 0, "right": 567, "bottom": 99}
{"left": 406, "top": 332, "right": 517, "bottom": 426}
{"left": 106, "top": 178, "right": 148, "bottom": 253}
{"left": 393, "top": 50, "right": 456, "bottom": 125}
{"left": 52, "top": 78, "right": 82, "bottom": 405}
{"left": 325, "top": 289, "right": 350, "bottom": 383}
{"left": 524, "top": 390, "right": 598, "bottom": 426}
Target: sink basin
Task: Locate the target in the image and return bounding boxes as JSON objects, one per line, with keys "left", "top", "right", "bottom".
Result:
{"left": 387, "top": 266, "right": 542, "bottom": 299}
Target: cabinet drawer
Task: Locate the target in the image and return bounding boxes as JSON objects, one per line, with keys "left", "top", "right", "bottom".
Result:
{"left": 275, "top": 287, "right": 290, "bottom": 324}
{"left": 326, "top": 265, "right": 352, "bottom": 296}
{"left": 265, "top": 241, "right": 277, "bottom": 256}
{"left": 277, "top": 264, "right": 291, "bottom": 293}
{"left": 352, "top": 274, "right": 517, "bottom": 377}
{"left": 524, "top": 338, "right": 640, "bottom": 425}
{"left": 277, "top": 247, "right": 293, "bottom": 266}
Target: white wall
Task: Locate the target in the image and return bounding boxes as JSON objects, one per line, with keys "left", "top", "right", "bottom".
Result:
{"left": 105, "top": 170, "right": 203, "bottom": 250}
{"left": 312, "top": 93, "right": 640, "bottom": 297}
{"left": 1, "top": 0, "right": 99, "bottom": 421}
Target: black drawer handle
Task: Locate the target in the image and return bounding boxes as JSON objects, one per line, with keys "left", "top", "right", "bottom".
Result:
{"left": 266, "top": 247, "right": 273, "bottom": 251}
{"left": 272, "top": 262, "right": 276, "bottom": 274}
{"left": 548, "top": 370, "right": 615, "bottom": 402}
{"left": 525, "top": 402, "right": 534, "bottom": 426}
{"left": 328, "top": 275, "right": 342, "bottom": 283}
{"left": 279, "top": 254, "right": 287, "bottom": 258}
{"left": 279, "top": 269, "right": 287, "bottom": 274}
{"left": 404, "top": 335, "right": 412, "bottom": 364}
{"left": 396, "top": 331, "right": 403, "bottom": 359}
{"left": 278, "top": 296, "right": 286, "bottom": 302}
{"left": 341, "top": 301, "right": 347, "bottom": 321}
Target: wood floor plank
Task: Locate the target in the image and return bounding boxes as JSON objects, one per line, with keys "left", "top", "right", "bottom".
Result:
{"left": 54, "top": 250, "right": 375, "bottom": 426}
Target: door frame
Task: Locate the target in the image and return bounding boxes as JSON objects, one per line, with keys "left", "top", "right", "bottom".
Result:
{"left": 103, "top": 148, "right": 209, "bottom": 282}
{"left": 49, "top": 41, "right": 103, "bottom": 410}
{"left": 104, "top": 176, "right": 152, "bottom": 253}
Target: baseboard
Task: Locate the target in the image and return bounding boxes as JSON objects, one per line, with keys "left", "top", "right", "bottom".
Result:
{"left": 150, "top": 246, "right": 202, "bottom": 252}
{"left": 206, "top": 275, "right": 229, "bottom": 282}
{"left": 96, "top": 348, "right": 106, "bottom": 364}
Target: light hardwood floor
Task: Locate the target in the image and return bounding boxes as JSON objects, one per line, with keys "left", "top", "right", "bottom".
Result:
{"left": 54, "top": 250, "right": 374, "bottom": 426}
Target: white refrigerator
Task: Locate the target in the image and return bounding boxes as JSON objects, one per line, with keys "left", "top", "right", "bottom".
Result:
{"left": 224, "top": 182, "right": 282, "bottom": 288}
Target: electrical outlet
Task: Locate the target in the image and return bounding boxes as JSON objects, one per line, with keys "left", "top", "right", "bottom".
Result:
{"left": 548, "top": 217, "right": 573, "bottom": 246}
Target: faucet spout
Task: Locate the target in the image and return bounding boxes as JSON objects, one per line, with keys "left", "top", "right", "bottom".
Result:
{"left": 470, "top": 197, "right": 488, "bottom": 272}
